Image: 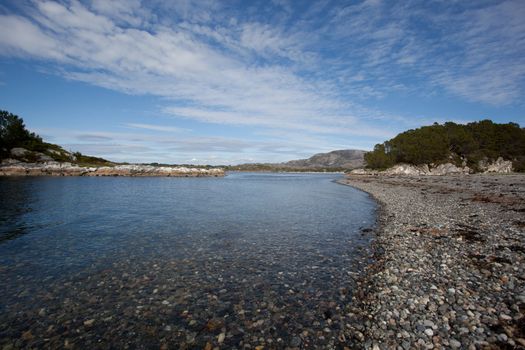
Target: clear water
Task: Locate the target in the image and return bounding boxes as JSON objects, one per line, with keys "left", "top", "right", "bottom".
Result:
{"left": 0, "top": 173, "right": 376, "bottom": 349}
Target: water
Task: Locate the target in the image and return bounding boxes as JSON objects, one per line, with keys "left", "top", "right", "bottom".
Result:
{"left": 0, "top": 173, "right": 376, "bottom": 349}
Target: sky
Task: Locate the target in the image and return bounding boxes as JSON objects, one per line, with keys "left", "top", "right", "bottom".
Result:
{"left": 0, "top": 0, "right": 524, "bottom": 165}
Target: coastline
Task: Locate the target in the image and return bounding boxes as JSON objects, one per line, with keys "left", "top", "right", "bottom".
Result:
{"left": 338, "top": 174, "right": 525, "bottom": 349}
{"left": 0, "top": 161, "right": 225, "bottom": 177}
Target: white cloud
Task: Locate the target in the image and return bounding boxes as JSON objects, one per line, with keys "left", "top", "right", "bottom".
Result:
{"left": 1, "top": 0, "right": 523, "bottom": 164}
{"left": 0, "top": 0, "right": 405, "bottom": 139}
{"left": 0, "top": 15, "right": 62, "bottom": 59}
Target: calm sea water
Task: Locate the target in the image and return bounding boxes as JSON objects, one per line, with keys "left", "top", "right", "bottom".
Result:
{"left": 0, "top": 173, "right": 376, "bottom": 349}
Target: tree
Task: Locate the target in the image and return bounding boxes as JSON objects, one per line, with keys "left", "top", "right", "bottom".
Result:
{"left": 364, "top": 144, "right": 395, "bottom": 169}
{"left": 364, "top": 120, "right": 525, "bottom": 172}
{"left": 0, "top": 110, "right": 43, "bottom": 158}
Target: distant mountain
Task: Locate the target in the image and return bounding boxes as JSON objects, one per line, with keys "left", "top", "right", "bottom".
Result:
{"left": 281, "top": 149, "right": 366, "bottom": 169}
{"left": 228, "top": 149, "right": 366, "bottom": 172}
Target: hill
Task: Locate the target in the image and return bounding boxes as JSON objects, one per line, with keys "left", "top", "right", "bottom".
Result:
{"left": 1, "top": 110, "right": 113, "bottom": 166}
{"left": 282, "top": 149, "right": 366, "bottom": 169}
{"left": 228, "top": 149, "right": 366, "bottom": 172}
{"left": 364, "top": 120, "right": 525, "bottom": 172}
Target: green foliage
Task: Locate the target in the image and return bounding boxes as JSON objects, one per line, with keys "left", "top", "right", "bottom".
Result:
{"left": 73, "top": 152, "right": 113, "bottom": 167}
{"left": 0, "top": 110, "right": 43, "bottom": 157}
{"left": 363, "top": 144, "right": 395, "bottom": 170}
{"left": 365, "top": 120, "right": 525, "bottom": 172}
{"left": 0, "top": 110, "right": 112, "bottom": 165}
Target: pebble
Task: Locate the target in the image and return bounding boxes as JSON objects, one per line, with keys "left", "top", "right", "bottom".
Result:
{"left": 424, "top": 329, "right": 434, "bottom": 337}
{"left": 341, "top": 175, "right": 525, "bottom": 349}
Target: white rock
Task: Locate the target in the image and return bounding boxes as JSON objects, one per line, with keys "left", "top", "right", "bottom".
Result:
{"left": 484, "top": 157, "right": 513, "bottom": 173}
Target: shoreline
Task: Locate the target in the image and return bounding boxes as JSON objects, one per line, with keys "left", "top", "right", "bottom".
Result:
{"left": 338, "top": 174, "right": 525, "bottom": 349}
{"left": 0, "top": 161, "right": 225, "bottom": 177}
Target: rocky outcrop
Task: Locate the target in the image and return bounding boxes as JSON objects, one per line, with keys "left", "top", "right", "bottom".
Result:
{"left": 480, "top": 157, "right": 513, "bottom": 173}
{"left": 9, "top": 147, "right": 69, "bottom": 163}
{"left": 350, "top": 163, "right": 472, "bottom": 176}
{"left": 429, "top": 163, "right": 471, "bottom": 175}
{"left": 0, "top": 160, "right": 224, "bottom": 177}
{"left": 383, "top": 164, "right": 430, "bottom": 176}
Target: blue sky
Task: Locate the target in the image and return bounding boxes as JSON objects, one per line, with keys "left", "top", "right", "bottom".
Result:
{"left": 0, "top": 0, "right": 524, "bottom": 165}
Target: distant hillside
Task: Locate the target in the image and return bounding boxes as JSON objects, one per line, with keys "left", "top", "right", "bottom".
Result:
{"left": 282, "top": 149, "right": 366, "bottom": 169}
{"left": 228, "top": 149, "right": 366, "bottom": 172}
{"left": 364, "top": 120, "right": 525, "bottom": 172}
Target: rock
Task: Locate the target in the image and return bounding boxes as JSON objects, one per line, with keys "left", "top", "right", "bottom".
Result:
{"left": 483, "top": 157, "right": 513, "bottom": 173}
{"left": 10, "top": 147, "right": 29, "bottom": 157}
{"left": 429, "top": 163, "right": 470, "bottom": 175}
{"left": 1, "top": 158, "right": 20, "bottom": 165}
{"left": 499, "top": 313, "right": 512, "bottom": 321}
{"left": 0, "top": 162, "right": 225, "bottom": 177}
{"left": 383, "top": 164, "right": 428, "bottom": 176}
{"left": 349, "top": 168, "right": 378, "bottom": 175}
{"left": 21, "top": 330, "right": 33, "bottom": 341}
{"left": 290, "top": 336, "right": 301, "bottom": 347}
{"left": 35, "top": 152, "right": 54, "bottom": 162}
{"left": 217, "top": 333, "right": 225, "bottom": 344}
{"left": 83, "top": 319, "right": 95, "bottom": 327}
{"left": 380, "top": 163, "right": 470, "bottom": 176}
{"left": 340, "top": 174, "right": 525, "bottom": 349}
{"left": 449, "top": 339, "right": 461, "bottom": 348}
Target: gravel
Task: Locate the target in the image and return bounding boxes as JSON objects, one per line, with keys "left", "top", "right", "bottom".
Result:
{"left": 340, "top": 174, "right": 525, "bottom": 349}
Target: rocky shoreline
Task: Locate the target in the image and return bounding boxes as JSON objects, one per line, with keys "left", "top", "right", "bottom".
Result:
{"left": 0, "top": 160, "right": 225, "bottom": 177}
{"left": 339, "top": 174, "right": 525, "bottom": 349}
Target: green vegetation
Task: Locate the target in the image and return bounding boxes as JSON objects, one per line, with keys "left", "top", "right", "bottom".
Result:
{"left": 0, "top": 110, "right": 112, "bottom": 166}
{"left": 1, "top": 110, "right": 45, "bottom": 156}
{"left": 365, "top": 120, "right": 525, "bottom": 171}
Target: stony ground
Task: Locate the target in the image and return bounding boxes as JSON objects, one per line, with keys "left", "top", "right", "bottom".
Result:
{"left": 340, "top": 174, "right": 525, "bottom": 350}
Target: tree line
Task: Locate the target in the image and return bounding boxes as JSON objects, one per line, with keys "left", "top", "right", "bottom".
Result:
{"left": 364, "top": 120, "right": 525, "bottom": 172}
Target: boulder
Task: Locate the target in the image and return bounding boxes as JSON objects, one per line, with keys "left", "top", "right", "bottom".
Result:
{"left": 10, "top": 147, "right": 30, "bottom": 157}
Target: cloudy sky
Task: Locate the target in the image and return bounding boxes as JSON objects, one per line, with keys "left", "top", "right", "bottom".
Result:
{"left": 1, "top": 0, "right": 524, "bottom": 165}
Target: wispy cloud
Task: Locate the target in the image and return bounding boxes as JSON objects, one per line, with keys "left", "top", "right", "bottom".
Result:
{"left": 0, "top": 0, "right": 523, "bottom": 163}
{"left": 124, "top": 123, "right": 190, "bottom": 133}
{"left": 0, "top": 0, "right": 408, "bottom": 137}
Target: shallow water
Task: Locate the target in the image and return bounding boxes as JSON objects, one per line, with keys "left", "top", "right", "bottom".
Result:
{"left": 0, "top": 172, "right": 376, "bottom": 349}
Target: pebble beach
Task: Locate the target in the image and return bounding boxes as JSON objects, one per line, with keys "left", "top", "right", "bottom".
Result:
{"left": 340, "top": 174, "right": 525, "bottom": 349}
